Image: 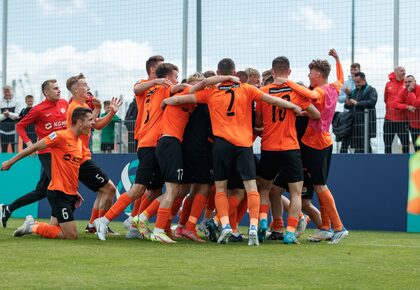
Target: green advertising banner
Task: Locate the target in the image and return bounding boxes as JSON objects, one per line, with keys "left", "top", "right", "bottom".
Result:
{"left": 0, "top": 154, "right": 41, "bottom": 218}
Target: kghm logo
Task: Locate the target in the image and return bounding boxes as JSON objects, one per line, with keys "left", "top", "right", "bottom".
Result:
{"left": 116, "top": 159, "right": 139, "bottom": 216}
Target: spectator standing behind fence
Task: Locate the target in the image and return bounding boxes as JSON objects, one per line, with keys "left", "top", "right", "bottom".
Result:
{"left": 393, "top": 75, "right": 420, "bottom": 151}
{"left": 124, "top": 97, "right": 137, "bottom": 153}
{"left": 344, "top": 72, "right": 377, "bottom": 153}
{"left": 100, "top": 100, "right": 120, "bottom": 153}
{"left": 384, "top": 66, "right": 409, "bottom": 153}
{"left": 338, "top": 63, "right": 361, "bottom": 153}
{"left": 0, "top": 86, "right": 21, "bottom": 153}
{"left": 17, "top": 95, "right": 37, "bottom": 148}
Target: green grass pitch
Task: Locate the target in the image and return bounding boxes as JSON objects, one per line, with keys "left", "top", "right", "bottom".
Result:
{"left": 1, "top": 218, "right": 420, "bottom": 289}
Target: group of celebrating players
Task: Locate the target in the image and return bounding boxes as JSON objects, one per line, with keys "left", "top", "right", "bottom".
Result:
{"left": 0, "top": 48, "right": 349, "bottom": 246}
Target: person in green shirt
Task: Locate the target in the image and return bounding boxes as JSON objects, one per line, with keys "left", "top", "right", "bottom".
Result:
{"left": 100, "top": 100, "right": 120, "bottom": 153}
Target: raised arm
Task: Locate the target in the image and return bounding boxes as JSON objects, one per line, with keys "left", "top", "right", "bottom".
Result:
{"left": 285, "top": 80, "right": 322, "bottom": 100}
{"left": 1, "top": 139, "right": 47, "bottom": 171}
{"left": 94, "top": 97, "right": 122, "bottom": 130}
{"left": 162, "top": 94, "right": 198, "bottom": 108}
{"left": 189, "top": 76, "right": 240, "bottom": 93}
{"left": 329, "top": 48, "right": 344, "bottom": 88}
{"left": 171, "top": 84, "right": 191, "bottom": 95}
{"left": 133, "top": 78, "right": 172, "bottom": 95}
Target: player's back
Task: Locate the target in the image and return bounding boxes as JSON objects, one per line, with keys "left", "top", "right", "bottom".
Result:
{"left": 195, "top": 82, "right": 263, "bottom": 147}
{"left": 259, "top": 84, "right": 311, "bottom": 151}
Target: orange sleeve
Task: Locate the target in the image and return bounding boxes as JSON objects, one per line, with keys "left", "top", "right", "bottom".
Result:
{"left": 249, "top": 85, "right": 264, "bottom": 102}
{"left": 286, "top": 80, "right": 322, "bottom": 100}
{"left": 332, "top": 60, "right": 344, "bottom": 92}
{"left": 43, "top": 131, "right": 63, "bottom": 148}
{"left": 194, "top": 87, "right": 212, "bottom": 103}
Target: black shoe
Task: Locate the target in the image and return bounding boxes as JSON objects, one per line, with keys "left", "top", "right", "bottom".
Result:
{"left": 107, "top": 227, "right": 119, "bottom": 235}
{"left": 205, "top": 219, "right": 219, "bottom": 243}
{"left": 229, "top": 233, "right": 244, "bottom": 242}
{"left": 267, "top": 231, "right": 284, "bottom": 241}
{"left": 0, "top": 204, "right": 11, "bottom": 228}
{"left": 85, "top": 224, "right": 96, "bottom": 233}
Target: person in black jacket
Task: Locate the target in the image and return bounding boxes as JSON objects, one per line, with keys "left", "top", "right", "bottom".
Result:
{"left": 17, "top": 95, "right": 37, "bottom": 148}
{"left": 124, "top": 97, "right": 138, "bottom": 153}
{"left": 344, "top": 72, "right": 377, "bottom": 153}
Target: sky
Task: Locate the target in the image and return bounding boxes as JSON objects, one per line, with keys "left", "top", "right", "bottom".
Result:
{"left": 2, "top": 0, "right": 420, "bottom": 120}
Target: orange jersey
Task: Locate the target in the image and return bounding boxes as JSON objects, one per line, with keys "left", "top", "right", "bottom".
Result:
{"left": 195, "top": 82, "right": 263, "bottom": 147}
{"left": 134, "top": 79, "right": 147, "bottom": 141}
{"left": 257, "top": 84, "right": 311, "bottom": 151}
{"left": 137, "top": 85, "right": 171, "bottom": 148}
{"left": 43, "top": 129, "right": 83, "bottom": 195}
{"left": 66, "top": 100, "right": 91, "bottom": 163}
{"left": 161, "top": 88, "right": 195, "bottom": 142}
{"left": 286, "top": 60, "right": 344, "bottom": 149}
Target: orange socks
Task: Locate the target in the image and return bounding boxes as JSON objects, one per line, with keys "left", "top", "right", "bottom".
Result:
{"left": 144, "top": 199, "right": 160, "bottom": 219}
{"left": 247, "top": 191, "right": 260, "bottom": 227}
{"left": 155, "top": 207, "right": 171, "bottom": 231}
{"left": 272, "top": 218, "right": 284, "bottom": 232}
{"left": 186, "top": 193, "right": 207, "bottom": 231}
{"left": 136, "top": 194, "right": 152, "bottom": 216}
{"left": 259, "top": 204, "right": 269, "bottom": 221}
{"left": 178, "top": 196, "right": 194, "bottom": 226}
{"left": 228, "top": 195, "right": 240, "bottom": 232}
{"left": 89, "top": 208, "right": 99, "bottom": 225}
{"left": 236, "top": 197, "right": 248, "bottom": 225}
{"left": 32, "top": 222, "right": 61, "bottom": 239}
{"left": 130, "top": 198, "right": 142, "bottom": 218}
{"left": 171, "top": 196, "right": 184, "bottom": 217}
{"left": 98, "top": 209, "right": 107, "bottom": 218}
{"left": 104, "top": 193, "right": 133, "bottom": 221}
{"left": 318, "top": 188, "right": 343, "bottom": 231}
{"left": 215, "top": 192, "right": 229, "bottom": 226}
{"left": 286, "top": 216, "right": 299, "bottom": 233}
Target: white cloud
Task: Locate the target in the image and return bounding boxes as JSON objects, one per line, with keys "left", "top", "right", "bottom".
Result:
{"left": 36, "top": 0, "right": 87, "bottom": 16}
{"left": 293, "top": 7, "right": 332, "bottom": 31}
{"left": 8, "top": 40, "right": 153, "bottom": 106}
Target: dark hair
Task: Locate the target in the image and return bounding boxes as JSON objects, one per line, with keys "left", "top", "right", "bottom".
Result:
{"left": 25, "top": 94, "right": 34, "bottom": 100}
{"left": 354, "top": 72, "right": 366, "bottom": 81}
{"left": 217, "top": 58, "right": 235, "bottom": 75}
{"left": 203, "top": 70, "right": 216, "bottom": 78}
{"left": 350, "top": 63, "right": 361, "bottom": 70}
{"left": 236, "top": 71, "right": 249, "bottom": 83}
{"left": 155, "top": 63, "right": 179, "bottom": 78}
{"left": 103, "top": 100, "right": 111, "bottom": 107}
{"left": 146, "top": 55, "right": 165, "bottom": 75}
{"left": 272, "top": 56, "right": 290, "bottom": 73}
{"left": 71, "top": 107, "right": 92, "bottom": 125}
{"left": 263, "top": 75, "right": 274, "bottom": 86}
{"left": 66, "top": 73, "right": 85, "bottom": 92}
{"left": 406, "top": 74, "right": 415, "bottom": 79}
{"left": 308, "top": 59, "right": 331, "bottom": 79}
{"left": 41, "top": 79, "right": 57, "bottom": 96}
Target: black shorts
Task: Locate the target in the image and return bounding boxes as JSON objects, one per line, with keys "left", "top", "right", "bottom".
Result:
{"left": 257, "top": 150, "right": 303, "bottom": 183}
{"left": 228, "top": 155, "right": 259, "bottom": 189}
{"left": 100, "top": 142, "right": 114, "bottom": 151}
{"left": 47, "top": 190, "right": 77, "bottom": 223}
{"left": 212, "top": 137, "right": 256, "bottom": 181}
{"left": 79, "top": 159, "right": 110, "bottom": 192}
{"left": 182, "top": 140, "right": 213, "bottom": 184}
{"left": 156, "top": 136, "right": 183, "bottom": 183}
{"left": 273, "top": 168, "right": 314, "bottom": 200}
{"left": 135, "top": 147, "right": 164, "bottom": 190}
{"left": 301, "top": 143, "right": 332, "bottom": 185}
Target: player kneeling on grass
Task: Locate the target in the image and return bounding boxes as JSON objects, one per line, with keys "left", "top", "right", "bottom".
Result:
{"left": 1, "top": 107, "right": 94, "bottom": 240}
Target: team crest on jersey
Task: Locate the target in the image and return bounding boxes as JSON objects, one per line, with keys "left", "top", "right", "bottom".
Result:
{"left": 45, "top": 122, "right": 52, "bottom": 130}
{"left": 60, "top": 108, "right": 66, "bottom": 114}
{"left": 49, "top": 132, "right": 57, "bottom": 140}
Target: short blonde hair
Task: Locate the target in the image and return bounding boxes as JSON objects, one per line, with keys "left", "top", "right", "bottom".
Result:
{"left": 187, "top": 72, "right": 205, "bottom": 84}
